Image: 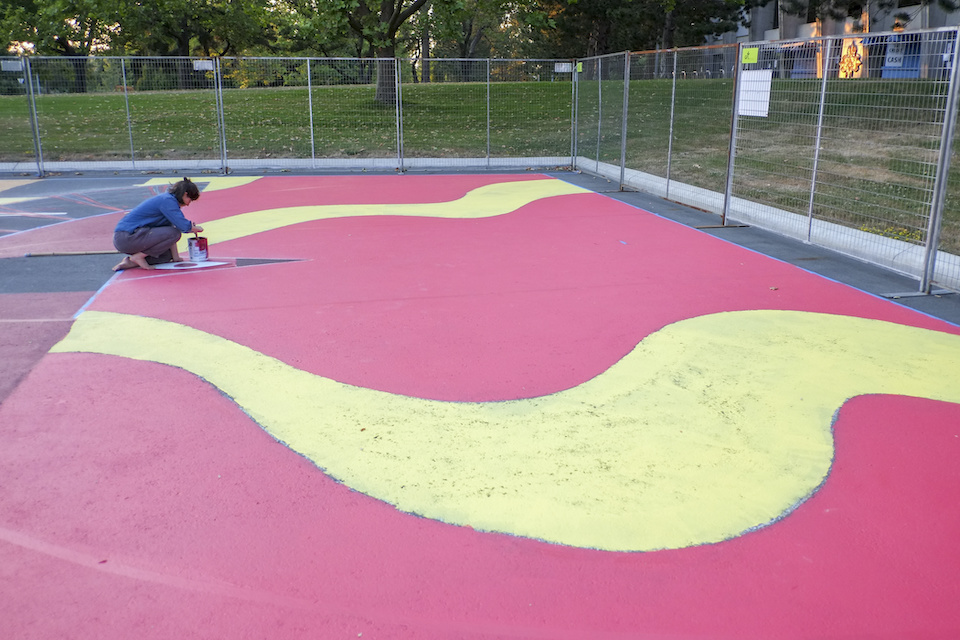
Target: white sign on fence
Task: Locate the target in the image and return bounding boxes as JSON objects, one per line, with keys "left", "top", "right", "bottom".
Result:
{"left": 885, "top": 42, "right": 906, "bottom": 68}
{"left": 193, "top": 59, "right": 215, "bottom": 71}
{"left": 738, "top": 69, "right": 773, "bottom": 118}
{"left": 1, "top": 60, "right": 24, "bottom": 72}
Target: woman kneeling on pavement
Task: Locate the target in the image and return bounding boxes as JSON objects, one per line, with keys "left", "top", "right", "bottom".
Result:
{"left": 112, "top": 177, "right": 204, "bottom": 271}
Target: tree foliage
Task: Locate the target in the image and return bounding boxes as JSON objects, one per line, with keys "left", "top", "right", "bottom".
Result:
{"left": 1, "top": 0, "right": 117, "bottom": 56}
{"left": 11, "top": 0, "right": 960, "bottom": 68}
{"left": 520, "top": 0, "right": 756, "bottom": 57}
{"left": 417, "top": 0, "right": 531, "bottom": 59}
{"left": 115, "top": 0, "right": 274, "bottom": 56}
{"left": 1, "top": 0, "right": 276, "bottom": 57}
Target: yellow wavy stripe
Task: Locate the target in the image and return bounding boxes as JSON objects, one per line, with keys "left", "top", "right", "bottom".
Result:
{"left": 51, "top": 310, "right": 960, "bottom": 551}
{"left": 174, "top": 178, "right": 590, "bottom": 250}
{"left": 139, "top": 177, "right": 263, "bottom": 192}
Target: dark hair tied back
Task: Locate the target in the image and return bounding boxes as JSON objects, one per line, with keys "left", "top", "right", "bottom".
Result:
{"left": 168, "top": 177, "right": 200, "bottom": 204}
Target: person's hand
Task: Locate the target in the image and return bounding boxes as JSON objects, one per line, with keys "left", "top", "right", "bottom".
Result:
{"left": 190, "top": 224, "right": 204, "bottom": 233}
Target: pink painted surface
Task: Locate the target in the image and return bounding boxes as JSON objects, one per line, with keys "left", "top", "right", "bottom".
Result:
{"left": 0, "top": 291, "right": 94, "bottom": 403}
{"left": 0, "top": 213, "right": 121, "bottom": 257}
{"left": 2, "top": 175, "right": 959, "bottom": 638}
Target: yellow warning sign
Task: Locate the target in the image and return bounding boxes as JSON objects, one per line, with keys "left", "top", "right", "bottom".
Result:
{"left": 741, "top": 47, "right": 759, "bottom": 64}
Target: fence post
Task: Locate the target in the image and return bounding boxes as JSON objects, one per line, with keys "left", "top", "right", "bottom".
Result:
{"left": 23, "top": 57, "right": 44, "bottom": 177}
{"left": 571, "top": 59, "right": 579, "bottom": 168}
{"left": 721, "top": 43, "right": 743, "bottom": 226}
{"left": 394, "top": 58, "right": 404, "bottom": 172}
{"left": 486, "top": 58, "right": 491, "bottom": 169}
{"left": 121, "top": 58, "right": 136, "bottom": 168}
{"left": 214, "top": 57, "right": 228, "bottom": 174}
{"left": 806, "top": 37, "right": 834, "bottom": 243}
{"left": 920, "top": 28, "right": 960, "bottom": 293}
{"left": 596, "top": 57, "right": 602, "bottom": 172}
{"left": 619, "top": 51, "right": 631, "bottom": 190}
{"left": 307, "top": 58, "right": 316, "bottom": 168}
{"left": 666, "top": 50, "right": 678, "bottom": 200}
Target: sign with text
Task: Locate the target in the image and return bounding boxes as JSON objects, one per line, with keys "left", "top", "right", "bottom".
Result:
{"left": 738, "top": 69, "right": 773, "bottom": 117}
{"left": 884, "top": 42, "right": 906, "bottom": 68}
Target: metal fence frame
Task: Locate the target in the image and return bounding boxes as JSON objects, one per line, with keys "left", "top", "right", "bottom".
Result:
{"left": 3, "top": 28, "right": 960, "bottom": 292}
{"left": 574, "top": 30, "right": 960, "bottom": 294}
{"left": 0, "top": 55, "right": 575, "bottom": 174}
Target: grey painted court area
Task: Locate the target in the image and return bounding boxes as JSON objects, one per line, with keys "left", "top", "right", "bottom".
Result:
{"left": 0, "top": 255, "right": 120, "bottom": 295}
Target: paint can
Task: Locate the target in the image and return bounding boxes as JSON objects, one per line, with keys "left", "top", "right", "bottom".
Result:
{"left": 188, "top": 236, "right": 208, "bottom": 262}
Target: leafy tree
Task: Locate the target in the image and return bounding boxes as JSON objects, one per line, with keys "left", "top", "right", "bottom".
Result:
{"left": 1, "top": 0, "right": 115, "bottom": 57}
{"left": 660, "top": 0, "right": 753, "bottom": 50}
{"left": 335, "top": 0, "right": 431, "bottom": 101}
{"left": 2, "top": 0, "right": 276, "bottom": 59}
{"left": 269, "top": 0, "right": 431, "bottom": 101}
{"left": 426, "top": 0, "right": 507, "bottom": 58}
{"left": 521, "top": 0, "right": 753, "bottom": 57}
{"left": 269, "top": 0, "right": 370, "bottom": 57}
{"left": 2, "top": 0, "right": 278, "bottom": 91}
{"left": 1, "top": 0, "right": 119, "bottom": 90}
{"left": 111, "top": 0, "right": 274, "bottom": 57}
{"left": 401, "top": 0, "right": 550, "bottom": 84}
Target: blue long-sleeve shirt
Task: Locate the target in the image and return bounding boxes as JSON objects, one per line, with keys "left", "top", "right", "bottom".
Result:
{"left": 114, "top": 193, "right": 194, "bottom": 233}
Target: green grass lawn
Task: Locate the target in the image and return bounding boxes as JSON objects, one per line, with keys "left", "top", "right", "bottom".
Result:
{"left": 0, "top": 82, "right": 573, "bottom": 161}
{"left": 1, "top": 75, "right": 958, "bottom": 254}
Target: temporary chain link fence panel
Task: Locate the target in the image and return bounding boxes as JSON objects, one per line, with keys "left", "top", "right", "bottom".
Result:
{"left": 304, "top": 58, "right": 398, "bottom": 168}
{"left": 729, "top": 30, "right": 960, "bottom": 289}
{"left": 217, "top": 57, "right": 314, "bottom": 170}
{"left": 623, "top": 50, "right": 675, "bottom": 193}
{"left": 0, "top": 58, "right": 35, "bottom": 168}
{"left": 727, "top": 39, "right": 831, "bottom": 238}
{"left": 942, "top": 123, "right": 960, "bottom": 286}
{"left": 599, "top": 53, "right": 628, "bottom": 170}
{"left": 488, "top": 59, "right": 574, "bottom": 167}
{"left": 574, "top": 57, "right": 599, "bottom": 172}
{"left": 216, "top": 57, "right": 400, "bottom": 171}
{"left": 669, "top": 45, "right": 737, "bottom": 210}
{"left": 32, "top": 57, "right": 131, "bottom": 170}
{"left": 603, "top": 45, "right": 737, "bottom": 210}
{"left": 0, "top": 56, "right": 224, "bottom": 173}
{"left": 400, "top": 58, "right": 489, "bottom": 167}
{"left": 123, "top": 57, "right": 222, "bottom": 171}
{"left": 574, "top": 53, "right": 628, "bottom": 177}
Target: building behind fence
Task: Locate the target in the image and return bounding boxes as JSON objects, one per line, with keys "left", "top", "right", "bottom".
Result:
{"left": 2, "top": 27, "right": 959, "bottom": 293}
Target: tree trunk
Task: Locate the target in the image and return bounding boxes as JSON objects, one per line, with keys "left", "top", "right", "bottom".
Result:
{"left": 587, "top": 20, "right": 611, "bottom": 57}
{"left": 466, "top": 25, "right": 485, "bottom": 58}
{"left": 421, "top": 20, "right": 431, "bottom": 83}
{"left": 68, "top": 56, "right": 88, "bottom": 93}
{"left": 53, "top": 37, "right": 89, "bottom": 93}
{"left": 662, "top": 9, "right": 676, "bottom": 50}
{"left": 347, "top": 0, "right": 430, "bottom": 103}
{"left": 374, "top": 47, "right": 397, "bottom": 105}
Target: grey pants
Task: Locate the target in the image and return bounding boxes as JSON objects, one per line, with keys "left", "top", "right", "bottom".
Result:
{"left": 113, "top": 226, "right": 181, "bottom": 264}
